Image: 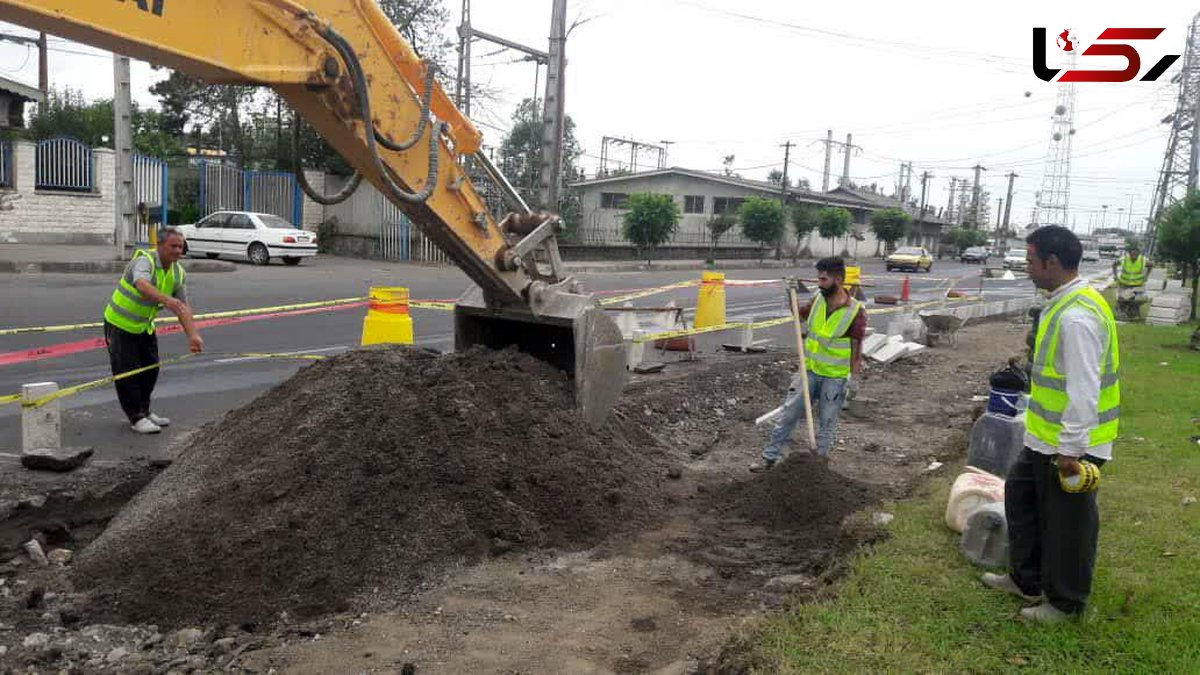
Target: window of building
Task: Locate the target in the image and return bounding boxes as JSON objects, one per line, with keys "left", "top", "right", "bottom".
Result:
{"left": 712, "top": 197, "right": 745, "bottom": 215}
{"left": 683, "top": 195, "right": 706, "bottom": 214}
{"left": 600, "top": 192, "right": 629, "bottom": 209}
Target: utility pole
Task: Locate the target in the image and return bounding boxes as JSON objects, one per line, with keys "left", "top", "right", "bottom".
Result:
{"left": 538, "top": 0, "right": 568, "bottom": 209}
{"left": 113, "top": 55, "right": 134, "bottom": 257}
{"left": 455, "top": 0, "right": 471, "bottom": 115}
{"left": 996, "top": 198, "right": 1003, "bottom": 227}
{"left": 37, "top": 32, "right": 47, "bottom": 95}
{"left": 971, "top": 164, "right": 987, "bottom": 229}
{"left": 822, "top": 129, "right": 832, "bottom": 192}
{"left": 660, "top": 140, "right": 673, "bottom": 168}
{"left": 779, "top": 141, "right": 793, "bottom": 202}
{"left": 1003, "top": 171, "right": 1017, "bottom": 230}
{"left": 841, "top": 133, "right": 853, "bottom": 186}
{"left": 947, "top": 177, "right": 958, "bottom": 225}
{"left": 918, "top": 170, "right": 932, "bottom": 249}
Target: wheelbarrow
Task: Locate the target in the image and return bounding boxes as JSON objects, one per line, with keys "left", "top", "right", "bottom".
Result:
{"left": 919, "top": 310, "right": 966, "bottom": 347}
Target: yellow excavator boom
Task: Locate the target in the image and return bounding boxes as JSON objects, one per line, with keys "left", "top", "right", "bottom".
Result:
{"left": 0, "top": 0, "right": 625, "bottom": 424}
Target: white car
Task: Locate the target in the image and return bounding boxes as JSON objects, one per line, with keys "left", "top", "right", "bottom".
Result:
{"left": 1003, "top": 250, "right": 1027, "bottom": 271}
{"left": 1081, "top": 249, "right": 1101, "bottom": 262}
{"left": 179, "top": 211, "right": 318, "bottom": 266}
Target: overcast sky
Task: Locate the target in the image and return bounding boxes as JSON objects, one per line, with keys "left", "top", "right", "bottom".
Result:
{"left": 1, "top": 0, "right": 1195, "bottom": 233}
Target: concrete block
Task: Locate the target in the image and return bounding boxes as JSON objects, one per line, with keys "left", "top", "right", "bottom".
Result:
{"left": 1152, "top": 295, "right": 1190, "bottom": 310}
{"left": 870, "top": 342, "right": 911, "bottom": 364}
{"left": 1164, "top": 280, "right": 1184, "bottom": 290}
{"left": 626, "top": 330, "right": 647, "bottom": 369}
{"left": 862, "top": 333, "right": 889, "bottom": 357}
{"left": 21, "top": 382, "right": 59, "bottom": 453}
{"left": 903, "top": 342, "right": 927, "bottom": 357}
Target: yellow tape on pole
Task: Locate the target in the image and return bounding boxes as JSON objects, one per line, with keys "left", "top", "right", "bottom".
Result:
{"left": 0, "top": 393, "right": 21, "bottom": 407}
{"left": 600, "top": 280, "right": 700, "bottom": 306}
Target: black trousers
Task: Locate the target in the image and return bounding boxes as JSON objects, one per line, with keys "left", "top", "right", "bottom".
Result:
{"left": 1005, "top": 447, "right": 1104, "bottom": 614}
{"left": 104, "top": 321, "right": 159, "bottom": 424}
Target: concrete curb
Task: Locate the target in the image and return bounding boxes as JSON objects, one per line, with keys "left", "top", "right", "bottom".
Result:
{"left": 0, "top": 260, "right": 237, "bottom": 274}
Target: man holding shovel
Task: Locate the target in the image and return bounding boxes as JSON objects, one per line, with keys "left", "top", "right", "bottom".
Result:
{"left": 752, "top": 257, "right": 865, "bottom": 471}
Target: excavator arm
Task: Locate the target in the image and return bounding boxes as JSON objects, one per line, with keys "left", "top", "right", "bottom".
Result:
{"left": 0, "top": 0, "right": 625, "bottom": 424}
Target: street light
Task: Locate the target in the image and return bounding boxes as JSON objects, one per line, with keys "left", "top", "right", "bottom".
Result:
{"left": 1100, "top": 205, "right": 1109, "bottom": 231}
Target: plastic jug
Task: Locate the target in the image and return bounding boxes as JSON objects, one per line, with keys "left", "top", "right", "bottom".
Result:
{"left": 966, "top": 410, "right": 1025, "bottom": 478}
{"left": 960, "top": 502, "right": 1008, "bottom": 568}
{"left": 945, "top": 470, "right": 1005, "bottom": 533}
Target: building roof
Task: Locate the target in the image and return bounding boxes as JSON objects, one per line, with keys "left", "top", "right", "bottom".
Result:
{"left": 570, "top": 167, "right": 867, "bottom": 209}
{"left": 0, "top": 75, "right": 44, "bottom": 103}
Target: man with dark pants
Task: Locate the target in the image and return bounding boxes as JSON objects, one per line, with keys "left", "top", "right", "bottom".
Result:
{"left": 752, "top": 256, "right": 865, "bottom": 471}
{"left": 103, "top": 227, "right": 204, "bottom": 434}
{"left": 982, "top": 226, "right": 1119, "bottom": 623}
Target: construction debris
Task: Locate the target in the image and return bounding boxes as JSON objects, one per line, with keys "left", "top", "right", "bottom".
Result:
{"left": 71, "top": 346, "right": 672, "bottom": 626}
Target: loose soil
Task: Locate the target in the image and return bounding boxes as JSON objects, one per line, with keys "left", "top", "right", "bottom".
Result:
{"left": 0, "top": 321, "right": 1028, "bottom": 673}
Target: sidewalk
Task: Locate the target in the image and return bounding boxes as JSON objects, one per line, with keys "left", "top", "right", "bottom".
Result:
{"left": 0, "top": 243, "right": 807, "bottom": 275}
{"left": 0, "top": 245, "right": 235, "bottom": 273}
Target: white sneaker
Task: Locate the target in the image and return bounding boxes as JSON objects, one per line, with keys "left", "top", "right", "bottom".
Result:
{"left": 1020, "top": 602, "right": 1072, "bottom": 624}
{"left": 981, "top": 572, "right": 1043, "bottom": 602}
{"left": 131, "top": 418, "right": 162, "bottom": 434}
{"left": 146, "top": 412, "right": 170, "bottom": 427}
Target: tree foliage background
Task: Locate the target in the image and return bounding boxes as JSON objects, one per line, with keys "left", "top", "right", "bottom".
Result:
{"left": 622, "top": 193, "right": 679, "bottom": 261}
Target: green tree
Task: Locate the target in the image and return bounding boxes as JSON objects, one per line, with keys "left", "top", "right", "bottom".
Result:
{"left": 946, "top": 227, "right": 988, "bottom": 253}
{"left": 791, "top": 204, "right": 819, "bottom": 261}
{"left": 498, "top": 97, "right": 583, "bottom": 209}
{"left": 28, "top": 87, "right": 184, "bottom": 157}
{"left": 739, "top": 197, "right": 786, "bottom": 260}
{"left": 1155, "top": 191, "right": 1200, "bottom": 320}
{"left": 870, "top": 207, "right": 913, "bottom": 254}
{"left": 817, "top": 207, "right": 852, "bottom": 255}
{"left": 706, "top": 213, "right": 738, "bottom": 262}
{"left": 622, "top": 193, "right": 680, "bottom": 263}
{"left": 767, "top": 168, "right": 791, "bottom": 189}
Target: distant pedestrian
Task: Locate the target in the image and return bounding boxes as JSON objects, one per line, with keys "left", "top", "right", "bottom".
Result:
{"left": 103, "top": 227, "right": 203, "bottom": 434}
{"left": 982, "top": 225, "right": 1119, "bottom": 623}
{"left": 752, "top": 256, "right": 865, "bottom": 471}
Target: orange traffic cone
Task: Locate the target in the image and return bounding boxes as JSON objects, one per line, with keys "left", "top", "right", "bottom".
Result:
{"left": 901, "top": 275, "right": 911, "bottom": 303}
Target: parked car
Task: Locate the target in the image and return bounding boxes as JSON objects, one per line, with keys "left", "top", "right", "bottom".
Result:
{"left": 885, "top": 246, "right": 933, "bottom": 273}
{"left": 1003, "top": 249, "right": 1027, "bottom": 271}
{"left": 1081, "top": 248, "right": 1101, "bottom": 262}
{"left": 960, "top": 246, "right": 989, "bottom": 264}
{"left": 178, "top": 211, "right": 317, "bottom": 266}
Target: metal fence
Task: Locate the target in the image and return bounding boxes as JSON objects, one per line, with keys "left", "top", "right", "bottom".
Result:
{"left": 198, "top": 162, "right": 302, "bottom": 226}
{"left": 199, "top": 161, "right": 242, "bottom": 215}
{"left": 0, "top": 139, "right": 12, "bottom": 188}
{"left": 245, "top": 170, "right": 301, "bottom": 225}
{"left": 35, "top": 136, "right": 93, "bottom": 192}
{"left": 133, "top": 154, "right": 168, "bottom": 244}
{"left": 378, "top": 194, "right": 449, "bottom": 264}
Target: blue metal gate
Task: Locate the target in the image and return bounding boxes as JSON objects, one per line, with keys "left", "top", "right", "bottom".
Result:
{"left": 198, "top": 162, "right": 302, "bottom": 226}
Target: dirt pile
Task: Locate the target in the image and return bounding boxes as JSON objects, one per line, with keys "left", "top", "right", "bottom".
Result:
{"left": 71, "top": 347, "right": 671, "bottom": 626}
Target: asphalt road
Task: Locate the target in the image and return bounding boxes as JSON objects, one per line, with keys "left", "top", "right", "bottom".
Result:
{"left": 0, "top": 254, "right": 1062, "bottom": 462}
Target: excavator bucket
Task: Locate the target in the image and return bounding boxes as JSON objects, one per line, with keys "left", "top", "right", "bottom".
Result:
{"left": 454, "top": 287, "right": 627, "bottom": 427}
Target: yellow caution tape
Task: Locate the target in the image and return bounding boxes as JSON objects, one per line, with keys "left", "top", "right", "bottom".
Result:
{"left": 0, "top": 297, "right": 369, "bottom": 337}
{"left": 600, "top": 280, "right": 700, "bottom": 306}
{"left": 1, "top": 349, "right": 339, "bottom": 409}
{"left": 16, "top": 354, "right": 198, "bottom": 410}
{"left": 409, "top": 301, "right": 456, "bottom": 311}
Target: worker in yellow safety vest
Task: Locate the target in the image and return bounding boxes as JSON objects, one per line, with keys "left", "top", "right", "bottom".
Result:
{"left": 752, "top": 256, "right": 866, "bottom": 471}
{"left": 981, "top": 225, "right": 1119, "bottom": 624}
{"left": 1113, "top": 243, "right": 1151, "bottom": 289}
{"left": 103, "top": 227, "right": 204, "bottom": 434}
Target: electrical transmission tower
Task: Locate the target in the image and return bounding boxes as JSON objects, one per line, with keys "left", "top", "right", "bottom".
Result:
{"left": 1147, "top": 12, "right": 1200, "bottom": 255}
{"left": 1032, "top": 53, "right": 1077, "bottom": 229}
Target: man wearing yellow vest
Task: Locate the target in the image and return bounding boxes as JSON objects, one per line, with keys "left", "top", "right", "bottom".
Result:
{"left": 1113, "top": 242, "right": 1151, "bottom": 290}
{"left": 103, "top": 227, "right": 204, "bottom": 434}
{"left": 982, "top": 225, "right": 1119, "bottom": 623}
{"left": 753, "top": 257, "right": 866, "bottom": 471}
